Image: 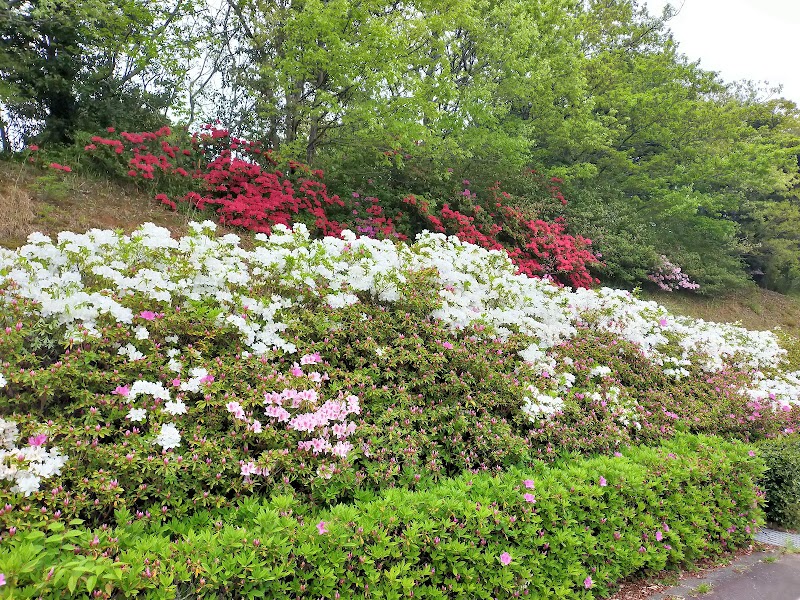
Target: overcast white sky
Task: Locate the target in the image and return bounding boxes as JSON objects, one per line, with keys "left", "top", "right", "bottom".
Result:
{"left": 642, "top": 0, "right": 800, "bottom": 104}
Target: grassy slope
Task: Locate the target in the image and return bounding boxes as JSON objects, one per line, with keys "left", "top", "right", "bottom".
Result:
{"left": 0, "top": 161, "right": 197, "bottom": 249}
{"left": 3, "top": 159, "right": 800, "bottom": 337}
{"left": 641, "top": 288, "right": 800, "bottom": 338}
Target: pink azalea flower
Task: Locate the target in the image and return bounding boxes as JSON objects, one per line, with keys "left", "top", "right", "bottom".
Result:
{"left": 28, "top": 434, "right": 47, "bottom": 447}
{"left": 201, "top": 374, "right": 215, "bottom": 384}
{"left": 584, "top": 576, "right": 593, "bottom": 589}
{"left": 112, "top": 385, "right": 130, "bottom": 397}
{"left": 0, "top": 573, "right": 5, "bottom": 586}
{"left": 139, "top": 311, "right": 157, "bottom": 321}
{"left": 290, "top": 365, "right": 303, "bottom": 377}
{"left": 442, "top": 341, "right": 453, "bottom": 350}
{"left": 523, "top": 479, "right": 535, "bottom": 489}
{"left": 748, "top": 450, "right": 756, "bottom": 457}
{"left": 599, "top": 476, "right": 607, "bottom": 487}
{"left": 499, "top": 552, "right": 512, "bottom": 566}
{"left": 523, "top": 493, "right": 535, "bottom": 503}
{"left": 316, "top": 521, "right": 328, "bottom": 535}
{"left": 226, "top": 401, "right": 245, "bottom": 420}
{"left": 300, "top": 352, "right": 323, "bottom": 365}
{"left": 656, "top": 531, "right": 663, "bottom": 542}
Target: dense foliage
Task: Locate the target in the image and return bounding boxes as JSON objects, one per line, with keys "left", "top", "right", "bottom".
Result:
{"left": 4, "top": 0, "right": 800, "bottom": 594}
{"left": 758, "top": 436, "right": 800, "bottom": 530}
{"left": 63, "top": 125, "right": 597, "bottom": 288}
{"left": 0, "top": 436, "right": 764, "bottom": 598}
{"left": 4, "top": 0, "right": 800, "bottom": 294}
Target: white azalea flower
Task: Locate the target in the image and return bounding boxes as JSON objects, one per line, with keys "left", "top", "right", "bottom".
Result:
{"left": 154, "top": 423, "right": 181, "bottom": 450}
{"left": 127, "top": 408, "right": 147, "bottom": 422}
{"left": 163, "top": 400, "right": 187, "bottom": 416}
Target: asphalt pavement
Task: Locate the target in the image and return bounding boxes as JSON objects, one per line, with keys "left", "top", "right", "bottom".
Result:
{"left": 647, "top": 550, "right": 800, "bottom": 600}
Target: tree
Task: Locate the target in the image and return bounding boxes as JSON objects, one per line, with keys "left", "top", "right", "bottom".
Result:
{"left": 0, "top": 0, "right": 196, "bottom": 147}
{"left": 547, "top": 0, "right": 800, "bottom": 292}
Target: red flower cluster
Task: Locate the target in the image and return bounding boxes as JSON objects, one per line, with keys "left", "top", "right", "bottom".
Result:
{"left": 84, "top": 126, "right": 345, "bottom": 236}
{"left": 401, "top": 182, "right": 600, "bottom": 288}
{"left": 196, "top": 152, "right": 344, "bottom": 235}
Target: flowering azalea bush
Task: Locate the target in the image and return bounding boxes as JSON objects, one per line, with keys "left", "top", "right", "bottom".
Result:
{"left": 0, "top": 221, "right": 798, "bottom": 596}
{"left": 399, "top": 182, "right": 600, "bottom": 288}
{"left": 647, "top": 255, "right": 700, "bottom": 291}
{"left": 74, "top": 126, "right": 600, "bottom": 287}
{"left": 81, "top": 126, "right": 348, "bottom": 236}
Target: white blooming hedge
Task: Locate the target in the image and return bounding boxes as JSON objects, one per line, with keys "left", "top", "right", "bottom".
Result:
{"left": 0, "top": 221, "right": 798, "bottom": 499}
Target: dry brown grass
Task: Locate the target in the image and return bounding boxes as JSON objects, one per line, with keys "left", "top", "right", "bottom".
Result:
{"left": 0, "top": 160, "right": 199, "bottom": 249}
{"left": 0, "top": 165, "right": 37, "bottom": 243}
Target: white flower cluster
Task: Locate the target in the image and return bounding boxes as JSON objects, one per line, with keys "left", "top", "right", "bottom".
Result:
{"left": 0, "top": 419, "right": 68, "bottom": 497}
{"left": 1, "top": 221, "right": 798, "bottom": 423}
{"left": 745, "top": 370, "right": 800, "bottom": 412}
{"left": 521, "top": 386, "right": 564, "bottom": 420}
{"left": 154, "top": 423, "right": 181, "bottom": 450}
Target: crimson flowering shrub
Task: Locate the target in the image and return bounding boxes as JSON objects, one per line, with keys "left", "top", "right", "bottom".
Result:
{"left": 399, "top": 179, "right": 600, "bottom": 288}
{"left": 82, "top": 125, "right": 346, "bottom": 235}
{"left": 196, "top": 153, "right": 345, "bottom": 235}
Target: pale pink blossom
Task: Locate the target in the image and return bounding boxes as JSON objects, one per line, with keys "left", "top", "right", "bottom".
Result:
{"left": 300, "top": 352, "right": 322, "bottom": 365}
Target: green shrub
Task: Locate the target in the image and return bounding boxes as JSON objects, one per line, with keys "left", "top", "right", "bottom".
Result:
{"left": 757, "top": 434, "right": 800, "bottom": 530}
{"left": 0, "top": 434, "right": 764, "bottom": 598}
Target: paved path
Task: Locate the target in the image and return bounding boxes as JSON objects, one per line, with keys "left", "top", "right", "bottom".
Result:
{"left": 697, "top": 553, "right": 800, "bottom": 600}
{"left": 647, "top": 548, "right": 800, "bottom": 600}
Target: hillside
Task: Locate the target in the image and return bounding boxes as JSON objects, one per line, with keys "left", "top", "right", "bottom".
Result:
{"left": 3, "top": 160, "right": 800, "bottom": 339}
{"left": 0, "top": 161, "right": 195, "bottom": 249}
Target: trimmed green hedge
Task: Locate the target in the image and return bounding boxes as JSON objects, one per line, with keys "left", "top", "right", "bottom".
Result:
{"left": 758, "top": 434, "right": 800, "bottom": 530}
{"left": 0, "top": 435, "right": 763, "bottom": 599}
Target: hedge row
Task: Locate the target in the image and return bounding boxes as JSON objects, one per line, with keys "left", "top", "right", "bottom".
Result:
{"left": 759, "top": 435, "right": 800, "bottom": 530}
{"left": 0, "top": 434, "right": 763, "bottom": 599}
